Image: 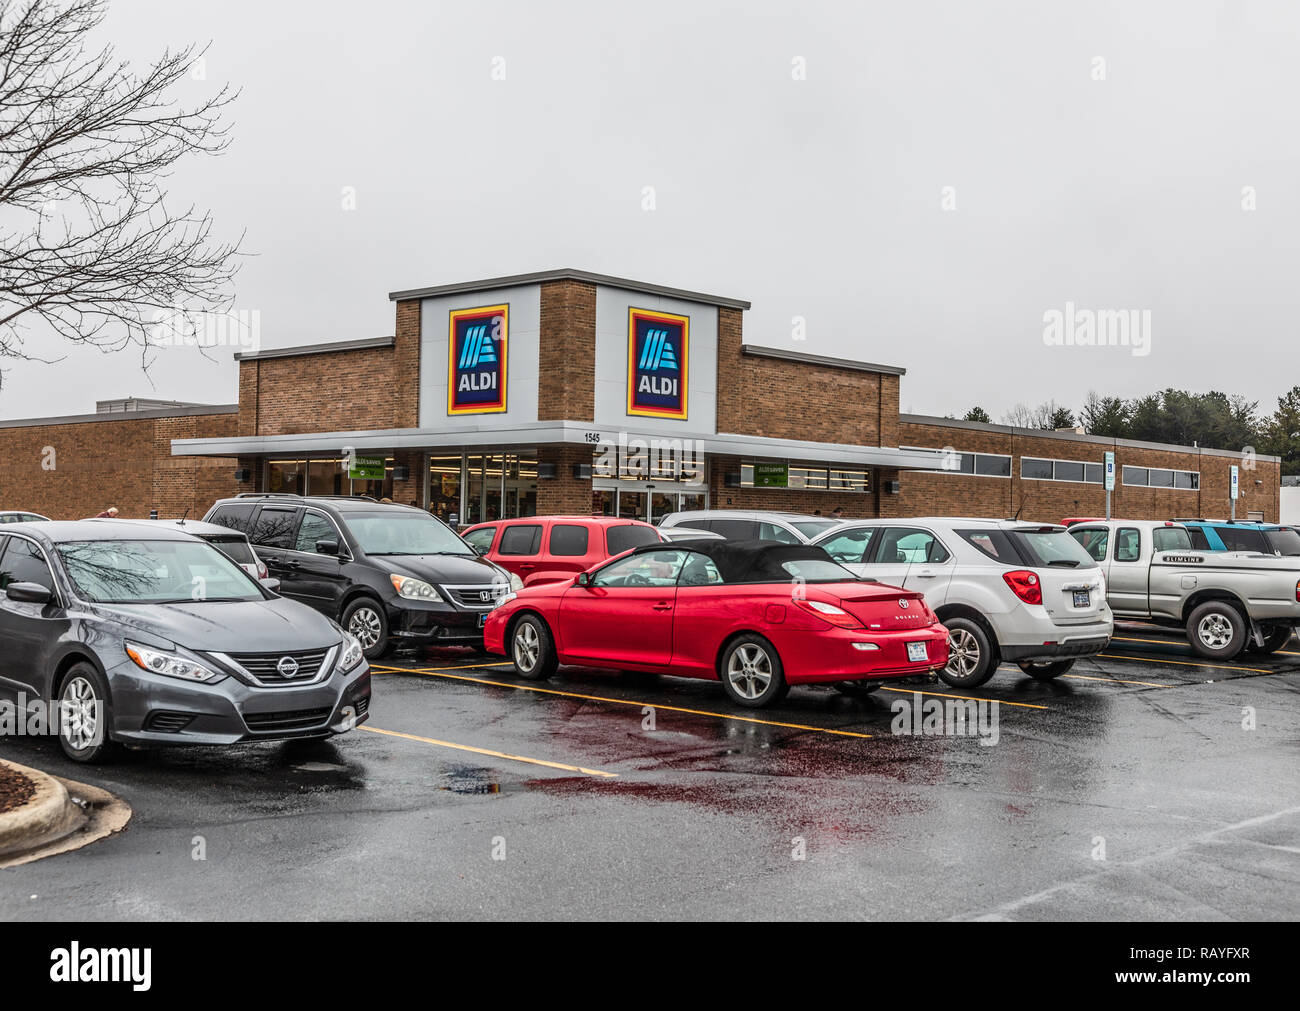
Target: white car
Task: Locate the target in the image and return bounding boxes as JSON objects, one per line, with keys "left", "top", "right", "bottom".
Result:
{"left": 659, "top": 510, "right": 842, "bottom": 544}
{"left": 811, "top": 518, "right": 1113, "bottom": 686}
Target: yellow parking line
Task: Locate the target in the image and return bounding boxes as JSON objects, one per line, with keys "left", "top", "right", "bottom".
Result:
{"left": 1062, "top": 672, "right": 1171, "bottom": 688}
{"left": 1111, "top": 635, "right": 1300, "bottom": 658}
{"left": 384, "top": 667, "right": 876, "bottom": 739}
{"left": 875, "top": 685, "right": 1048, "bottom": 710}
{"left": 358, "top": 725, "right": 618, "bottom": 778}
{"left": 1096, "top": 653, "right": 1274, "bottom": 675}
{"left": 370, "top": 661, "right": 513, "bottom": 673}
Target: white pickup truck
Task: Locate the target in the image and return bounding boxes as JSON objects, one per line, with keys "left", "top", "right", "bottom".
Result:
{"left": 1067, "top": 519, "right": 1300, "bottom": 660}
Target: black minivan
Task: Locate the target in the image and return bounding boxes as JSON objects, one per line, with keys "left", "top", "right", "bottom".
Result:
{"left": 204, "top": 494, "right": 520, "bottom": 659}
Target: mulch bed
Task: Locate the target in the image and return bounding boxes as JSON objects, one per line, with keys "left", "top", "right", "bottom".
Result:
{"left": 0, "top": 763, "right": 37, "bottom": 815}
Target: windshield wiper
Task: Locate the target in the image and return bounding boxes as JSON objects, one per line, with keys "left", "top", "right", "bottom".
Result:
{"left": 1046, "top": 559, "right": 1081, "bottom": 567}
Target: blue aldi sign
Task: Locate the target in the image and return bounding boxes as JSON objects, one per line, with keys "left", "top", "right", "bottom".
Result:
{"left": 627, "top": 308, "right": 689, "bottom": 420}
{"left": 448, "top": 304, "right": 508, "bottom": 415}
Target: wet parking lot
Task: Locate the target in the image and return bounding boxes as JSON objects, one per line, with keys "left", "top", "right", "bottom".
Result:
{"left": 2, "top": 623, "right": 1298, "bottom": 920}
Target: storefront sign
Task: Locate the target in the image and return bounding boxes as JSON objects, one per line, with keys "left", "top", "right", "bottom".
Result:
{"left": 448, "top": 304, "right": 508, "bottom": 415}
{"left": 627, "top": 307, "right": 688, "bottom": 419}
{"left": 753, "top": 462, "right": 789, "bottom": 488}
{"left": 349, "top": 455, "right": 386, "bottom": 481}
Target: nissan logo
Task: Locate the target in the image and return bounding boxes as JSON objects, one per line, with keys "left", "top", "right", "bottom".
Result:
{"left": 898, "top": 598, "right": 910, "bottom": 609}
{"left": 276, "top": 655, "right": 300, "bottom": 678}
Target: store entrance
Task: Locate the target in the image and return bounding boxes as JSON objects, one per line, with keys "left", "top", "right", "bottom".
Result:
{"left": 592, "top": 482, "right": 707, "bottom": 524}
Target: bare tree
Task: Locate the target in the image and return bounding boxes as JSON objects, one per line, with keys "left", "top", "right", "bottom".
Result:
{"left": 1002, "top": 399, "right": 1076, "bottom": 431}
{"left": 0, "top": 0, "right": 241, "bottom": 379}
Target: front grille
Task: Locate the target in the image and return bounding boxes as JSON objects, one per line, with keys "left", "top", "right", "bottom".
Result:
{"left": 355, "top": 696, "right": 369, "bottom": 717}
{"left": 244, "top": 707, "right": 332, "bottom": 733}
{"left": 144, "top": 711, "right": 195, "bottom": 733}
{"left": 228, "top": 647, "right": 332, "bottom": 685}
{"left": 442, "top": 584, "right": 507, "bottom": 609}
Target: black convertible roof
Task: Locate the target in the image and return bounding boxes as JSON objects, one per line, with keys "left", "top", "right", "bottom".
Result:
{"left": 633, "top": 538, "right": 838, "bottom": 583}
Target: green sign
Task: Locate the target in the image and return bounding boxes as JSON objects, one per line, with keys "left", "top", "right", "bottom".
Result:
{"left": 349, "top": 455, "right": 386, "bottom": 481}
{"left": 753, "top": 462, "right": 789, "bottom": 488}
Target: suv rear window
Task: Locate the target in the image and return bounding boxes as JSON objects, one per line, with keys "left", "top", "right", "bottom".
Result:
{"left": 1011, "top": 528, "right": 1097, "bottom": 568}
{"left": 1217, "top": 527, "right": 1269, "bottom": 553}
{"left": 208, "top": 503, "right": 256, "bottom": 534}
{"left": 710, "top": 519, "right": 760, "bottom": 540}
{"left": 549, "top": 524, "right": 590, "bottom": 556}
{"left": 606, "top": 524, "right": 661, "bottom": 556}
{"left": 498, "top": 525, "right": 542, "bottom": 556}
{"left": 957, "top": 529, "right": 1021, "bottom": 563}
{"left": 1265, "top": 528, "right": 1300, "bottom": 556}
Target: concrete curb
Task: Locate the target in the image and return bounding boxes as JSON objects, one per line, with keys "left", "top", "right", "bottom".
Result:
{"left": 0, "top": 759, "right": 85, "bottom": 860}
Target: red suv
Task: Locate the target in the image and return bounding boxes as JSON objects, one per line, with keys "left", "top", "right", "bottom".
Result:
{"left": 462, "top": 516, "right": 662, "bottom": 586}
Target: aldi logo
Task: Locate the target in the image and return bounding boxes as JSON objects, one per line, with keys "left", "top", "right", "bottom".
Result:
{"left": 627, "top": 308, "right": 689, "bottom": 419}
{"left": 448, "top": 304, "right": 508, "bottom": 415}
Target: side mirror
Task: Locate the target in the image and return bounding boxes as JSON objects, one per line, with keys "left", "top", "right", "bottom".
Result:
{"left": 6, "top": 581, "right": 51, "bottom": 604}
{"left": 315, "top": 538, "right": 340, "bottom": 556}
{"left": 574, "top": 572, "right": 591, "bottom": 587}
{"left": 259, "top": 577, "right": 281, "bottom": 593}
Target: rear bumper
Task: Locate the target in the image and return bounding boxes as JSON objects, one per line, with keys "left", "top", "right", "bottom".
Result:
{"left": 782, "top": 624, "right": 950, "bottom": 684}
{"left": 999, "top": 636, "right": 1110, "bottom": 662}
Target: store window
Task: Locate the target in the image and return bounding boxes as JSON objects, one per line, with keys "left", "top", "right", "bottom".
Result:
{"left": 739, "top": 462, "right": 870, "bottom": 493}
{"left": 266, "top": 457, "right": 393, "bottom": 500}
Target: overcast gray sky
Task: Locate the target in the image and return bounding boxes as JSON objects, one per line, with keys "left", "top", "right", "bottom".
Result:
{"left": 6, "top": 0, "right": 1298, "bottom": 424}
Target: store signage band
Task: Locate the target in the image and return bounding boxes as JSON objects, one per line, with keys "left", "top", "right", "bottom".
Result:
{"left": 753, "top": 462, "right": 789, "bottom": 488}
{"left": 627, "top": 307, "right": 689, "bottom": 420}
{"left": 348, "top": 455, "right": 386, "bottom": 481}
{"left": 448, "top": 304, "right": 508, "bottom": 415}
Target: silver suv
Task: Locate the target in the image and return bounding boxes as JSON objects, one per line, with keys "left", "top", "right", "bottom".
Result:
{"left": 811, "top": 518, "right": 1113, "bottom": 686}
{"left": 659, "top": 510, "right": 842, "bottom": 544}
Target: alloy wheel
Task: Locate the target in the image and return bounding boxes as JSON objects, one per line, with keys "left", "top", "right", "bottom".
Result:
{"left": 947, "top": 627, "right": 980, "bottom": 678}
{"left": 514, "top": 622, "right": 539, "bottom": 672}
{"left": 61, "top": 675, "right": 100, "bottom": 752}
{"left": 1197, "top": 613, "right": 1232, "bottom": 649}
{"left": 726, "top": 644, "right": 772, "bottom": 701}
{"left": 348, "top": 607, "right": 383, "bottom": 649}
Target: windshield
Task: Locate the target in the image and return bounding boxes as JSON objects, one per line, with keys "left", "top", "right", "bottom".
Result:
{"left": 774, "top": 557, "right": 858, "bottom": 582}
{"left": 1265, "top": 528, "right": 1300, "bottom": 556}
{"left": 58, "top": 539, "right": 263, "bottom": 604}
{"left": 792, "top": 520, "right": 840, "bottom": 539}
{"left": 342, "top": 510, "right": 472, "bottom": 555}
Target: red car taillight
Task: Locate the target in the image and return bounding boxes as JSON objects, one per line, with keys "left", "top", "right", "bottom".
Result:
{"left": 792, "top": 597, "right": 862, "bottom": 628}
{"left": 1295, "top": 580, "right": 1299, "bottom": 603}
{"left": 1002, "top": 569, "right": 1042, "bottom": 605}
{"left": 258, "top": 559, "right": 269, "bottom": 580}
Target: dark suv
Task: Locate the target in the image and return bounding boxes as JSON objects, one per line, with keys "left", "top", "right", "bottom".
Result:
{"left": 204, "top": 494, "right": 519, "bottom": 658}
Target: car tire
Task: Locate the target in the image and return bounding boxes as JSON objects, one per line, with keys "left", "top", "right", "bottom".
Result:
{"left": 57, "top": 663, "right": 120, "bottom": 764}
{"left": 1246, "top": 623, "right": 1294, "bottom": 655}
{"left": 719, "top": 634, "right": 788, "bottom": 708}
{"left": 1187, "top": 601, "right": 1247, "bottom": 660}
{"left": 509, "top": 614, "right": 558, "bottom": 681}
{"left": 834, "top": 681, "right": 881, "bottom": 697}
{"left": 343, "top": 598, "right": 391, "bottom": 660}
{"left": 940, "top": 617, "right": 997, "bottom": 688}
{"left": 1016, "top": 658, "right": 1076, "bottom": 680}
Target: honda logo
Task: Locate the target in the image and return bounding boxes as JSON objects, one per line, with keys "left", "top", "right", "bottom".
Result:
{"left": 479, "top": 590, "right": 492, "bottom": 602}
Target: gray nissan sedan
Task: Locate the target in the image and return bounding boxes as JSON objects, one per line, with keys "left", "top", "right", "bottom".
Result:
{"left": 0, "top": 521, "right": 371, "bottom": 762}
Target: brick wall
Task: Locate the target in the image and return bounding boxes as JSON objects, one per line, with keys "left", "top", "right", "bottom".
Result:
{"left": 393, "top": 300, "right": 421, "bottom": 428}
{"left": 237, "top": 345, "right": 396, "bottom": 436}
{"left": 0, "top": 410, "right": 238, "bottom": 520}
{"left": 897, "top": 420, "right": 1281, "bottom": 523}
{"left": 537, "top": 445, "right": 593, "bottom": 514}
{"left": 715, "top": 307, "right": 892, "bottom": 445}
{"left": 538, "top": 280, "right": 596, "bottom": 421}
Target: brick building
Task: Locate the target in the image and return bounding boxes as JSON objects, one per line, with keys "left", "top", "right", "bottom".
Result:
{"left": 0, "top": 269, "right": 1281, "bottom": 524}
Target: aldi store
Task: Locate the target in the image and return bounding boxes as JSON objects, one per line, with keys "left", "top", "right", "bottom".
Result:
{"left": 0, "top": 269, "right": 1282, "bottom": 524}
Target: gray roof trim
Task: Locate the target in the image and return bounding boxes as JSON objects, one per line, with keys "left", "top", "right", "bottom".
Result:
{"left": 0, "top": 403, "right": 238, "bottom": 430}
{"left": 741, "top": 344, "right": 906, "bottom": 376}
{"left": 234, "top": 336, "right": 394, "bottom": 362}
{"left": 387, "top": 269, "right": 751, "bottom": 310}
{"left": 170, "top": 420, "right": 947, "bottom": 470}
{"left": 900, "top": 414, "right": 1280, "bottom": 463}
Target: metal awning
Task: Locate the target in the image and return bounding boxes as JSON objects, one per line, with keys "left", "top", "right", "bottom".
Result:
{"left": 170, "top": 420, "right": 950, "bottom": 471}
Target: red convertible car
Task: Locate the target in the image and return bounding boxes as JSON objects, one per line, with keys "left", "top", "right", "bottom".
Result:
{"left": 483, "top": 539, "right": 950, "bottom": 708}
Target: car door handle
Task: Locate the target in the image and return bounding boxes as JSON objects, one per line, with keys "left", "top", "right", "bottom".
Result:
{"left": 915, "top": 570, "right": 937, "bottom": 578}
{"left": 280, "top": 559, "right": 300, "bottom": 569}
{"left": 652, "top": 602, "right": 673, "bottom": 611}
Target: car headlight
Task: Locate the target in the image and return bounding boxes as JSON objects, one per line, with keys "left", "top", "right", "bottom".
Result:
{"left": 124, "top": 641, "right": 223, "bottom": 684}
{"left": 339, "top": 632, "right": 364, "bottom": 672}
{"left": 509, "top": 572, "right": 523, "bottom": 591}
{"left": 390, "top": 573, "right": 439, "bottom": 600}
{"left": 492, "top": 592, "right": 517, "bottom": 609}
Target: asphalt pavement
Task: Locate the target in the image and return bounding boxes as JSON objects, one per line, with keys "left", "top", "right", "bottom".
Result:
{"left": 2, "top": 623, "right": 1297, "bottom": 920}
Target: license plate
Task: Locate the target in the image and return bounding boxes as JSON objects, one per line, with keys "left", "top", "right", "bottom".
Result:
{"left": 1072, "top": 590, "right": 1090, "bottom": 608}
{"left": 478, "top": 612, "right": 488, "bottom": 627}
{"left": 907, "top": 641, "right": 928, "bottom": 663}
